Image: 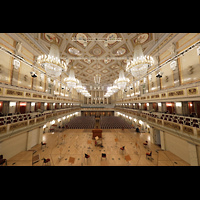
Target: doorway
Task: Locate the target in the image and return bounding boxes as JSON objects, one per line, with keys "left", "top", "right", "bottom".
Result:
{"left": 166, "top": 102, "right": 175, "bottom": 114}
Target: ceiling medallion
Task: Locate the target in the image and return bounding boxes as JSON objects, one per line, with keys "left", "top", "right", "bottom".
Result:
{"left": 89, "top": 44, "right": 105, "bottom": 57}
{"left": 116, "top": 47, "right": 126, "bottom": 55}
{"left": 113, "top": 47, "right": 127, "bottom": 56}
{"left": 68, "top": 47, "right": 82, "bottom": 56}
{"left": 134, "top": 33, "right": 149, "bottom": 44}
{"left": 44, "top": 33, "right": 59, "bottom": 43}
{"left": 106, "top": 33, "right": 118, "bottom": 44}
{"left": 93, "top": 47, "right": 102, "bottom": 56}
{"left": 76, "top": 33, "right": 87, "bottom": 46}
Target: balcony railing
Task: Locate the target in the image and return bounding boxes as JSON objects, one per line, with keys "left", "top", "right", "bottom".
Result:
{"left": 115, "top": 107, "right": 200, "bottom": 144}
{"left": 0, "top": 107, "right": 80, "bottom": 140}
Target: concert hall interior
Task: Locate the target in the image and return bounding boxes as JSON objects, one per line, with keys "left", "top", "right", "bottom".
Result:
{"left": 0, "top": 33, "right": 200, "bottom": 166}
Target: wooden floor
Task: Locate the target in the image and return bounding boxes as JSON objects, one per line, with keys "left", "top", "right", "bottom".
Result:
{"left": 7, "top": 129, "right": 190, "bottom": 166}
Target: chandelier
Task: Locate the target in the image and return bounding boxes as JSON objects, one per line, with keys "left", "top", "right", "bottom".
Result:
{"left": 81, "top": 88, "right": 91, "bottom": 97}
{"left": 126, "top": 44, "right": 154, "bottom": 78}
{"left": 94, "top": 74, "right": 101, "bottom": 84}
{"left": 114, "top": 69, "right": 130, "bottom": 90}
{"left": 65, "top": 69, "right": 79, "bottom": 89}
{"left": 74, "top": 81, "right": 84, "bottom": 93}
{"left": 111, "top": 84, "right": 119, "bottom": 93}
{"left": 37, "top": 40, "right": 67, "bottom": 77}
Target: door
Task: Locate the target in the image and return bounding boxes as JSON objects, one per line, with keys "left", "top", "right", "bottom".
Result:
{"left": 194, "top": 102, "right": 200, "bottom": 118}
{"left": 20, "top": 102, "right": 27, "bottom": 114}
{"left": 153, "top": 103, "right": 158, "bottom": 112}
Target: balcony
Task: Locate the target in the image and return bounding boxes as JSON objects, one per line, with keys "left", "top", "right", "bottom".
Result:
{"left": 115, "top": 107, "right": 200, "bottom": 145}
{"left": 0, "top": 107, "right": 80, "bottom": 140}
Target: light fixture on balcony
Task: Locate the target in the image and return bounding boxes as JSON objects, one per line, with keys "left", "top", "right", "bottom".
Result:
{"left": 126, "top": 44, "right": 154, "bottom": 78}
{"left": 37, "top": 38, "right": 67, "bottom": 77}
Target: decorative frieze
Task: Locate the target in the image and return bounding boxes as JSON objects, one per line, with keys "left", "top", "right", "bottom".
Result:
{"left": 33, "top": 93, "right": 42, "bottom": 98}
{"left": 183, "top": 125, "right": 194, "bottom": 135}
{"left": 0, "top": 125, "right": 7, "bottom": 134}
{"left": 6, "top": 89, "right": 23, "bottom": 97}
{"left": 36, "top": 117, "right": 45, "bottom": 123}
{"left": 187, "top": 87, "right": 198, "bottom": 96}
{"left": 168, "top": 90, "right": 184, "bottom": 97}
{"left": 10, "top": 121, "right": 27, "bottom": 131}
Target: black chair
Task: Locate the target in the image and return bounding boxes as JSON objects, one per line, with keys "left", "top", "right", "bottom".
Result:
{"left": 41, "top": 141, "right": 47, "bottom": 149}
{"left": 0, "top": 155, "right": 7, "bottom": 166}
{"left": 85, "top": 153, "right": 90, "bottom": 164}
{"left": 101, "top": 153, "right": 107, "bottom": 160}
{"left": 146, "top": 151, "right": 153, "bottom": 161}
{"left": 143, "top": 141, "right": 148, "bottom": 148}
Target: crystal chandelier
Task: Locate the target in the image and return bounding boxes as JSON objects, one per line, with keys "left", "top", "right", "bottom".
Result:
{"left": 111, "top": 84, "right": 119, "bottom": 93}
{"left": 81, "top": 88, "right": 91, "bottom": 97}
{"left": 65, "top": 69, "right": 79, "bottom": 89}
{"left": 126, "top": 44, "right": 154, "bottom": 78}
{"left": 114, "top": 69, "right": 130, "bottom": 90}
{"left": 74, "top": 81, "right": 84, "bottom": 93}
{"left": 37, "top": 40, "right": 67, "bottom": 77}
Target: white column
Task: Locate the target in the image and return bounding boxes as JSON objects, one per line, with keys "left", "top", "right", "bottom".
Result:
{"left": 149, "top": 127, "right": 154, "bottom": 144}
{"left": 99, "top": 91, "right": 100, "bottom": 104}
{"left": 38, "top": 126, "right": 43, "bottom": 144}
{"left": 95, "top": 91, "right": 97, "bottom": 104}
{"left": 187, "top": 142, "right": 198, "bottom": 166}
{"left": 160, "top": 131, "right": 166, "bottom": 150}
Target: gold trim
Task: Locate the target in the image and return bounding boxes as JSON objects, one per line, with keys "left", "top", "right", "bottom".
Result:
{"left": 168, "top": 90, "right": 184, "bottom": 97}
{"left": 6, "top": 89, "right": 23, "bottom": 97}
{"left": 187, "top": 87, "right": 198, "bottom": 96}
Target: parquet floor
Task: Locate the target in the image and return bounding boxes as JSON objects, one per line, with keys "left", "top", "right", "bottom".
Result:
{"left": 7, "top": 129, "right": 190, "bottom": 166}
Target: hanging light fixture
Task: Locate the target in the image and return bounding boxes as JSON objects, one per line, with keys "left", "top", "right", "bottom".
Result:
{"left": 126, "top": 44, "right": 154, "bottom": 78}
{"left": 114, "top": 69, "right": 130, "bottom": 90}
{"left": 111, "top": 84, "right": 119, "bottom": 93}
{"left": 94, "top": 74, "right": 101, "bottom": 84}
{"left": 74, "top": 80, "right": 84, "bottom": 93}
{"left": 94, "top": 60, "right": 101, "bottom": 84}
{"left": 65, "top": 69, "right": 79, "bottom": 90}
{"left": 37, "top": 38, "right": 67, "bottom": 77}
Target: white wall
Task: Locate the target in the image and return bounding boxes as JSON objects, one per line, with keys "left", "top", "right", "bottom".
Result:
{"left": 27, "top": 129, "right": 39, "bottom": 150}
{"left": 175, "top": 102, "right": 182, "bottom": 115}
{"left": 0, "top": 132, "right": 27, "bottom": 159}
{"left": 9, "top": 104, "right": 16, "bottom": 113}
{"left": 0, "top": 127, "right": 43, "bottom": 159}
{"left": 165, "top": 132, "right": 190, "bottom": 164}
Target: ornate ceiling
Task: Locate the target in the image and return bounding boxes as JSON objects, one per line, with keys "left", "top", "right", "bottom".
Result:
{"left": 15, "top": 33, "right": 167, "bottom": 89}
